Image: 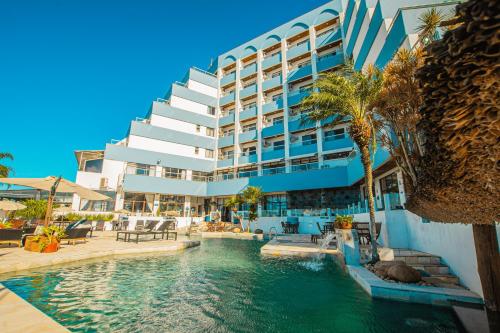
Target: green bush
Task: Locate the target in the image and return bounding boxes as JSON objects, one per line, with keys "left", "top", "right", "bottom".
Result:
{"left": 14, "top": 199, "right": 47, "bottom": 219}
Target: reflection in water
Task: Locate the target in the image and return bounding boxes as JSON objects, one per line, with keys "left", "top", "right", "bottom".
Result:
{"left": 2, "top": 239, "right": 460, "bottom": 333}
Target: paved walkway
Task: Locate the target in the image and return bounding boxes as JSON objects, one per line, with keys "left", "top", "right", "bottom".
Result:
{"left": 0, "top": 231, "right": 200, "bottom": 275}
{"left": 261, "top": 234, "right": 338, "bottom": 257}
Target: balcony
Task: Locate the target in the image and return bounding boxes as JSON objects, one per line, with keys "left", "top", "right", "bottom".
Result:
{"left": 239, "top": 130, "right": 257, "bottom": 143}
{"left": 262, "top": 98, "right": 284, "bottom": 115}
{"left": 316, "top": 52, "right": 344, "bottom": 73}
{"left": 240, "top": 84, "right": 257, "bottom": 100}
{"left": 287, "top": 64, "right": 312, "bottom": 82}
{"left": 287, "top": 41, "right": 311, "bottom": 60}
{"left": 217, "top": 158, "right": 234, "bottom": 168}
{"left": 290, "top": 142, "right": 318, "bottom": 156}
{"left": 240, "top": 63, "right": 257, "bottom": 78}
{"left": 322, "top": 137, "right": 354, "bottom": 152}
{"left": 239, "top": 106, "right": 257, "bottom": 121}
{"left": 287, "top": 90, "right": 311, "bottom": 107}
{"left": 219, "top": 113, "right": 235, "bottom": 127}
{"left": 238, "top": 154, "right": 257, "bottom": 165}
{"left": 220, "top": 72, "right": 236, "bottom": 87}
{"left": 262, "top": 53, "right": 282, "bottom": 69}
{"left": 220, "top": 92, "right": 235, "bottom": 106}
{"left": 315, "top": 28, "right": 341, "bottom": 48}
{"left": 218, "top": 135, "right": 234, "bottom": 148}
{"left": 262, "top": 123, "right": 284, "bottom": 138}
{"left": 262, "top": 148, "right": 285, "bottom": 161}
{"left": 262, "top": 75, "right": 282, "bottom": 91}
{"left": 288, "top": 115, "right": 315, "bottom": 132}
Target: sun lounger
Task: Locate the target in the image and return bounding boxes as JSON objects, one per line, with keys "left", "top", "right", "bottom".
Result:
{"left": 64, "top": 227, "right": 91, "bottom": 245}
{"left": 0, "top": 229, "right": 23, "bottom": 247}
{"left": 116, "top": 220, "right": 164, "bottom": 243}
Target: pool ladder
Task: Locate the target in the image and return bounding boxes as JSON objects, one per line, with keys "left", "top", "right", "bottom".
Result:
{"left": 268, "top": 227, "right": 278, "bottom": 240}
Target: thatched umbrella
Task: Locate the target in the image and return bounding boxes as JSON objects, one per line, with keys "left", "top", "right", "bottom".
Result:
{"left": 407, "top": 0, "right": 500, "bottom": 312}
{"left": 0, "top": 176, "right": 109, "bottom": 226}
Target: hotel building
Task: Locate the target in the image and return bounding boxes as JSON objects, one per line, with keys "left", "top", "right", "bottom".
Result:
{"left": 72, "top": 0, "right": 458, "bottom": 223}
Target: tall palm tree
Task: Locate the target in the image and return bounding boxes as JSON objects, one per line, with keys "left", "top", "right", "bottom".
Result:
{"left": 0, "top": 152, "right": 14, "bottom": 178}
{"left": 417, "top": 8, "right": 447, "bottom": 46}
{"left": 372, "top": 48, "right": 424, "bottom": 190}
{"left": 301, "top": 64, "right": 383, "bottom": 262}
{"left": 240, "top": 186, "right": 264, "bottom": 233}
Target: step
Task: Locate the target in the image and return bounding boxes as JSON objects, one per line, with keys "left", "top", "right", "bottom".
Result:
{"left": 422, "top": 275, "right": 460, "bottom": 285}
{"left": 411, "top": 264, "right": 450, "bottom": 275}
{"left": 394, "top": 254, "right": 441, "bottom": 265}
{"left": 392, "top": 249, "right": 434, "bottom": 257}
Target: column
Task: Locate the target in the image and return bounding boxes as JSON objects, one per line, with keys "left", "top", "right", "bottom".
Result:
{"left": 234, "top": 59, "right": 242, "bottom": 174}
{"left": 309, "top": 26, "right": 324, "bottom": 167}
{"left": 280, "top": 39, "right": 291, "bottom": 173}
{"left": 256, "top": 49, "right": 264, "bottom": 175}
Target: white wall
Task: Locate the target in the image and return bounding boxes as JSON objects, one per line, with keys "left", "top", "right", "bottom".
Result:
{"left": 101, "top": 159, "right": 126, "bottom": 190}
{"left": 150, "top": 114, "right": 212, "bottom": 135}
{"left": 362, "top": 19, "right": 391, "bottom": 70}
{"left": 170, "top": 95, "right": 210, "bottom": 115}
{"left": 75, "top": 171, "right": 102, "bottom": 190}
{"left": 127, "top": 135, "right": 213, "bottom": 160}
{"left": 188, "top": 79, "right": 218, "bottom": 97}
{"left": 352, "top": 9, "right": 374, "bottom": 60}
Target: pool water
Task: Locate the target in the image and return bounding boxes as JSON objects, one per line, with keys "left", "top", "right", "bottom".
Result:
{"left": 2, "top": 239, "right": 461, "bottom": 333}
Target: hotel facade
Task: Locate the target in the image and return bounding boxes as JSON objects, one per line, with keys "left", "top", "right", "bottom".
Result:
{"left": 72, "top": 0, "right": 458, "bottom": 222}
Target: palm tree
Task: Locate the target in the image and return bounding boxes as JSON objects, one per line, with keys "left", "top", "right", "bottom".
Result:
{"left": 0, "top": 152, "right": 14, "bottom": 178}
{"left": 417, "top": 8, "right": 447, "bottom": 46}
{"left": 240, "top": 186, "right": 264, "bottom": 233}
{"left": 372, "top": 48, "right": 424, "bottom": 190}
{"left": 301, "top": 63, "right": 383, "bottom": 262}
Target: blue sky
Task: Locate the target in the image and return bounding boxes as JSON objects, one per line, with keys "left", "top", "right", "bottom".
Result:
{"left": 0, "top": 0, "right": 330, "bottom": 181}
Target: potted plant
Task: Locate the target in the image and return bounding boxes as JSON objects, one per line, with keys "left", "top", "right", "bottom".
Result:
{"left": 0, "top": 221, "right": 13, "bottom": 229}
{"left": 335, "top": 215, "right": 353, "bottom": 230}
{"left": 24, "top": 225, "right": 66, "bottom": 253}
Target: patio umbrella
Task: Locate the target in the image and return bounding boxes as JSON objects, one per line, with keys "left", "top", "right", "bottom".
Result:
{"left": 54, "top": 206, "right": 73, "bottom": 214}
{"left": 0, "top": 200, "right": 26, "bottom": 211}
{"left": 0, "top": 176, "right": 109, "bottom": 226}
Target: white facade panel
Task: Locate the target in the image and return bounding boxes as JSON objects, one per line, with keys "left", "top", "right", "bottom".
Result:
{"left": 352, "top": 9, "right": 374, "bottom": 61}
{"left": 101, "top": 159, "right": 126, "bottom": 190}
{"left": 75, "top": 171, "right": 103, "bottom": 190}
{"left": 170, "top": 95, "right": 210, "bottom": 116}
{"left": 127, "top": 135, "right": 213, "bottom": 160}
{"left": 188, "top": 79, "right": 218, "bottom": 97}
{"left": 150, "top": 114, "right": 204, "bottom": 134}
{"left": 362, "top": 19, "right": 391, "bottom": 70}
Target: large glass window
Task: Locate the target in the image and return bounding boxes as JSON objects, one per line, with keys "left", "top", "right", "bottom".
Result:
{"left": 162, "top": 167, "right": 186, "bottom": 180}
{"left": 264, "top": 194, "right": 287, "bottom": 216}
{"left": 302, "top": 134, "right": 317, "bottom": 145}
{"left": 273, "top": 140, "right": 285, "bottom": 150}
{"left": 242, "top": 146, "right": 256, "bottom": 156}
{"left": 159, "top": 195, "right": 185, "bottom": 216}
{"left": 324, "top": 128, "right": 345, "bottom": 141}
{"left": 192, "top": 171, "right": 212, "bottom": 182}
{"left": 84, "top": 159, "right": 103, "bottom": 173}
{"left": 123, "top": 193, "right": 153, "bottom": 213}
{"left": 126, "top": 163, "right": 154, "bottom": 176}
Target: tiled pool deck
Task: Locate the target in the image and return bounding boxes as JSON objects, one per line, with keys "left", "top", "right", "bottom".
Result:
{"left": 0, "top": 231, "right": 200, "bottom": 275}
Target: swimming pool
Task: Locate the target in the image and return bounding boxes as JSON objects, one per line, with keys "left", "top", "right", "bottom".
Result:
{"left": 2, "top": 239, "right": 460, "bottom": 332}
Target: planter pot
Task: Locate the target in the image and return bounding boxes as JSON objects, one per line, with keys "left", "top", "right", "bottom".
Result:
{"left": 24, "top": 236, "right": 60, "bottom": 253}
{"left": 336, "top": 222, "right": 352, "bottom": 230}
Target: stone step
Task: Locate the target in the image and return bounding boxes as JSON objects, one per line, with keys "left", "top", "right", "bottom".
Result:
{"left": 411, "top": 264, "right": 450, "bottom": 275}
{"left": 394, "top": 254, "right": 441, "bottom": 265}
{"left": 392, "top": 249, "right": 435, "bottom": 257}
{"left": 422, "top": 275, "right": 460, "bottom": 285}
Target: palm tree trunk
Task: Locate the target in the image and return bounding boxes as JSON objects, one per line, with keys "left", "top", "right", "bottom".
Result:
{"left": 397, "top": 133, "right": 418, "bottom": 187}
{"left": 360, "top": 144, "right": 379, "bottom": 262}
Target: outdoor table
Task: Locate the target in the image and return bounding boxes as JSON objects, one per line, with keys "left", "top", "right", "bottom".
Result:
{"left": 284, "top": 222, "right": 299, "bottom": 234}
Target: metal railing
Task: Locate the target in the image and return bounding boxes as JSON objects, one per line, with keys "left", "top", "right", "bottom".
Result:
{"left": 291, "top": 162, "right": 319, "bottom": 173}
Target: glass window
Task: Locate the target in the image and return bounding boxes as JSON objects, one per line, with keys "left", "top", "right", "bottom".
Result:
{"left": 194, "top": 147, "right": 199, "bottom": 155}
{"left": 272, "top": 94, "right": 283, "bottom": 101}
{"left": 207, "top": 106, "right": 216, "bottom": 115}
{"left": 243, "top": 146, "right": 256, "bottom": 156}
{"left": 324, "top": 128, "right": 346, "bottom": 141}
{"left": 271, "top": 71, "right": 281, "bottom": 78}
{"left": 159, "top": 195, "right": 185, "bottom": 217}
{"left": 264, "top": 194, "right": 287, "bottom": 214}
{"left": 84, "top": 159, "right": 103, "bottom": 173}
{"left": 162, "top": 167, "right": 186, "bottom": 179}
{"left": 302, "top": 134, "right": 317, "bottom": 145}
{"left": 205, "top": 149, "right": 214, "bottom": 158}
{"left": 206, "top": 128, "right": 215, "bottom": 137}
{"left": 273, "top": 140, "right": 285, "bottom": 150}
{"left": 242, "top": 123, "right": 256, "bottom": 132}
{"left": 273, "top": 116, "right": 284, "bottom": 125}
{"left": 242, "top": 102, "right": 256, "bottom": 110}
{"left": 223, "top": 150, "right": 234, "bottom": 159}
{"left": 192, "top": 171, "right": 212, "bottom": 182}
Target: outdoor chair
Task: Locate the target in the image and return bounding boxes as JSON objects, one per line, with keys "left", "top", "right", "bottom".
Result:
{"left": 93, "top": 220, "right": 105, "bottom": 232}
{"left": 352, "top": 222, "right": 382, "bottom": 245}
{"left": 120, "top": 220, "right": 129, "bottom": 231}
{"left": 149, "top": 220, "right": 177, "bottom": 240}
{"left": 144, "top": 220, "right": 159, "bottom": 231}
{"left": 0, "top": 229, "right": 23, "bottom": 247}
{"left": 63, "top": 228, "right": 91, "bottom": 245}
{"left": 311, "top": 222, "right": 326, "bottom": 244}
{"left": 135, "top": 220, "right": 145, "bottom": 231}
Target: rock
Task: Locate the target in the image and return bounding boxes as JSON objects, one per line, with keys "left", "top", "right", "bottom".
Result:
{"left": 387, "top": 264, "right": 421, "bottom": 283}
{"left": 254, "top": 229, "right": 263, "bottom": 234}
{"left": 232, "top": 228, "right": 241, "bottom": 233}
{"left": 373, "top": 261, "right": 405, "bottom": 278}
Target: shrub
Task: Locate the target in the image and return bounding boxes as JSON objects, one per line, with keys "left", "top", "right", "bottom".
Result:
{"left": 14, "top": 199, "right": 47, "bottom": 219}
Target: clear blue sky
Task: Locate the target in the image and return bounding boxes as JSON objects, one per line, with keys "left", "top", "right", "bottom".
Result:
{"left": 0, "top": 0, "right": 330, "bottom": 181}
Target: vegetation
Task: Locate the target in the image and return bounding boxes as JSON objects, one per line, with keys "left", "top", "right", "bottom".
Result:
{"left": 417, "top": 8, "right": 447, "bottom": 46}
{"left": 14, "top": 199, "right": 48, "bottom": 220}
{"left": 240, "top": 186, "right": 264, "bottom": 233}
{"left": 64, "top": 212, "right": 114, "bottom": 221}
{"left": 0, "top": 152, "right": 14, "bottom": 178}
{"left": 0, "top": 221, "right": 13, "bottom": 229}
{"left": 224, "top": 195, "right": 242, "bottom": 212}
{"left": 372, "top": 48, "right": 424, "bottom": 189}
{"left": 32, "top": 225, "right": 66, "bottom": 252}
{"left": 302, "top": 63, "right": 383, "bottom": 262}
{"left": 334, "top": 215, "right": 353, "bottom": 229}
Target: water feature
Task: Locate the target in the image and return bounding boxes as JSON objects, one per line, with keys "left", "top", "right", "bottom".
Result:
{"left": 1, "top": 239, "right": 461, "bottom": 332}
{"left": 319, "top": 232, "right": 337, "bottom": 250}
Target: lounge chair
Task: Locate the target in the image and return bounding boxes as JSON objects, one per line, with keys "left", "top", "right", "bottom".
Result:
{"left": 135, "top": 220, "right": 145, "bottom": 231}
{"left": 0, "top": 229, "right": 23, "bottom": 247}
{"left": 144, "top": 220, "right": 159, "bottom": 231}
{"left": 64, "top": 227, "right": 91, "bottom": 245}
{"left": 93, "top": 220, "right": 105, "bottom": 232}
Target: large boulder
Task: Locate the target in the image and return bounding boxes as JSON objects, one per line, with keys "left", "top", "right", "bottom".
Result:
{"left": 373, "top": 261, "right": 405, "bottom": 278}
{"left": 387, "top": 264, "right": 421, "bottom": 283}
